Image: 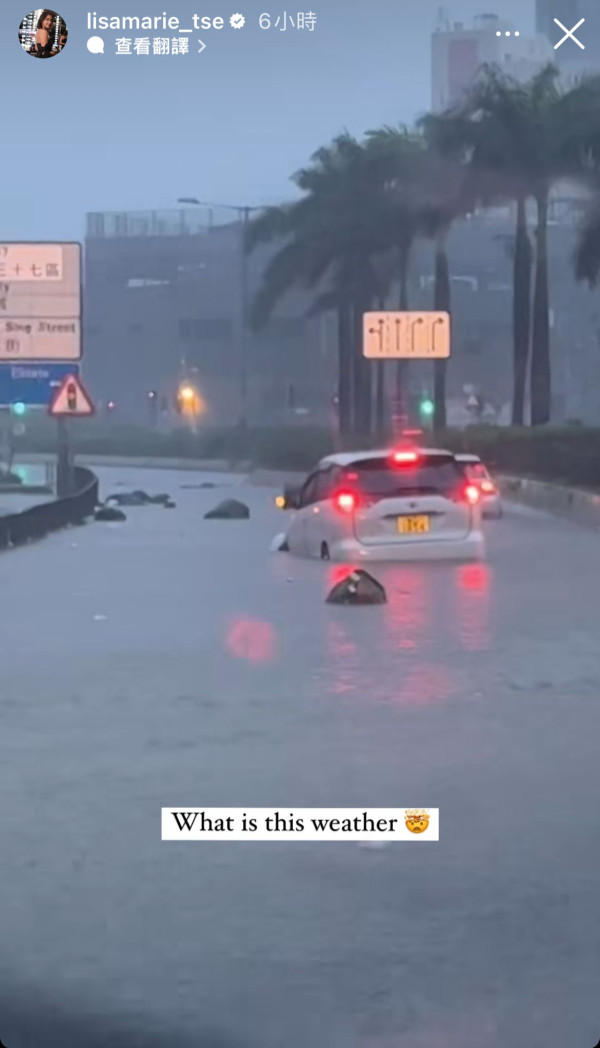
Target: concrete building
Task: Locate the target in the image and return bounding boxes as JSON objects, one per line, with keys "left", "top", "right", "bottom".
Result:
{"left": 82, "top": 202, "right": 600, "bottom": 430}
{"left": 83, "top": 208, "right": 337, "bottom": 425}
{"left": 431, "top": 11, "right": 552, "bottom": 111}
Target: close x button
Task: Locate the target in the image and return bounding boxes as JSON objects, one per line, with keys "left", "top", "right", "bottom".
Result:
{"left": 553, "top": 16, "right": 586, "bottom": 49}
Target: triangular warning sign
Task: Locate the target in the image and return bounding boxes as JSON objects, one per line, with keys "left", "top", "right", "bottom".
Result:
{"left": 48, "top": 373, "right": 95, "bottom": 417}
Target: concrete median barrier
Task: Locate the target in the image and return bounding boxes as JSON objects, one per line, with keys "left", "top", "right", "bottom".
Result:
{"left": 0, "top": 467, "right": 98, "bottom": 550}
{"left": 499, "top": 475, "right": 600, "bottom": 529}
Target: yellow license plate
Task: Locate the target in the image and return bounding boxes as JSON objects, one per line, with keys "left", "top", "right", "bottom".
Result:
{"left": 398, "top": 515, "right": 430, "bottom": 534}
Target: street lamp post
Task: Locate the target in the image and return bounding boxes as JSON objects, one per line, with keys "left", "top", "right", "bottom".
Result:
{"left": 177, "top": 197, "right": 261, "bottom": 428}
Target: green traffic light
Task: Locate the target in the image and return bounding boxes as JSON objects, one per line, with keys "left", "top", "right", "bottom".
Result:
{"left": 11, "top": 401, "right": 26, "bottom": 416}
{"left": 420, "top": 398, "right": 434, "bottom": 417}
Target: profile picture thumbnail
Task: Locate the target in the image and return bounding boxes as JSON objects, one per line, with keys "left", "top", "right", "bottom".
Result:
{"left": 18, "top": 9, "right": 68, "bottom": 58}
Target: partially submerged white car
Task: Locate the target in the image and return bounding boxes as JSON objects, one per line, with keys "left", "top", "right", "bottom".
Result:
{"left": 454, "top": 453, "right": 503, "bottom": 519}
{"left": 274, "top": 447, "right": 485, "bottom": 562}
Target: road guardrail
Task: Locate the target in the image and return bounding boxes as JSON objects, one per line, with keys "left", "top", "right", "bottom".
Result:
{"left": 0, "top": 466, "right": 99, "bottom": 551}
{"left": 499, "top": 474, "right": 600, "bottom": 529}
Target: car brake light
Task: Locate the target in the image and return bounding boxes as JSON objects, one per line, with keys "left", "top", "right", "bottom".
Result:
{"left": 464, "top": 484, "right": 480, "bottom": 505}
{"left": 335, "top": 491, "right": 356, "bottom": 513}
{"left": 480, "top": 479, "right": 496, "bottom": 494}
{"left": 392, "top": 450, "right": 419, "bottom": 464}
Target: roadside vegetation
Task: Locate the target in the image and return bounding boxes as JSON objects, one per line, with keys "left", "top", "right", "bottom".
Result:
{"left": 13, "top": 65, "right": 600, "bottom": 488}
{"left": 247, "top": 64, "right": 600, "bottom": 433}
{"left": 13, "top": 419, "right": 600, "bottom": 487}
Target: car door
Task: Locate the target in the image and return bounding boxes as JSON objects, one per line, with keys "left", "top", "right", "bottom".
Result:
{"left": 286, "top": 472, "right": 319, "bottom": 556}
{"left": 303, "top": 467, "right": 336, "bottom": 557}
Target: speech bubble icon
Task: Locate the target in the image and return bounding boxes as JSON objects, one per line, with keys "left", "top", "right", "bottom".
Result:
{"left": 87, "top": 35, "right": 104, "bottom": 53}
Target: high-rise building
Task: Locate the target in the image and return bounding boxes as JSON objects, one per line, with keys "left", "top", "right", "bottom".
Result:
{"left": 83, "top": 209, "right": 336, "bottom": 425}
{"left": 431, "top": 12, "right": 552, "bottom": 112}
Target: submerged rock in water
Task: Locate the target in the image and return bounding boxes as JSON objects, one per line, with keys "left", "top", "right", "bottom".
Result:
{"left": 326, "top": 569, "right": 386, "bottom": 605}
{"left": 204, "top": 499, "right": 250, "bottom": 520}
{"left": 95, "top": 506, "right": 127, "bottom": 522}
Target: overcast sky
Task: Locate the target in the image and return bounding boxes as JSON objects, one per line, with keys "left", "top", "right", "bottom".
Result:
{"left": 3, "top": 0, "right": 533, "bottom": 240}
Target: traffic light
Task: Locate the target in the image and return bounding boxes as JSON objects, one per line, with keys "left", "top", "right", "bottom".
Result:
{"left": 419, "top": 395, "right": 434, "bottom": 419}
{"left": 10, "top": 401, "right": 26, "bottom": 417}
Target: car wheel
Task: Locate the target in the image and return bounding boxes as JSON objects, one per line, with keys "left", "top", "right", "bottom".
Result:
{"left": 320, "top": 541, "right": 330, "bottom": 561}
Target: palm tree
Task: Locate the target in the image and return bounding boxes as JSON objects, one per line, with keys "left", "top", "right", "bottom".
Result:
{"left": 575, "top": 198, "right": 600, "bottom": 286}
{"left": 416, "top": 113, "right": 477, "bottom": 431}
{"left": 363, "top": 128, "right": 427, "bottom": 422}
{"left": 458, "top": 65, "right": 600, "bottom": 425}
{"left": 247, "top": 133, "right": 412, "bottom": 437}
{"left": 526, "top": 68, "right": 562, "bottom": 426}
{"left": 245, "top": 201, "right": 350, "bottom": 425}
{"left": 447, "top": 68, "right": 537, "bottom": 425}
{"left": 249, "top": 126, "right": 474, "bottom": 438}
{"left": 567, "top": 81, "right": 600, "bottom": 285}
{"left": 493, "top": 224, "right": 533, "bottom": 424}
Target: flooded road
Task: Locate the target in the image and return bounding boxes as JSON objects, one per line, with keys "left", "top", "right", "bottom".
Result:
{"left": 0, "top": 466, "right": 599, "bottom": 1047}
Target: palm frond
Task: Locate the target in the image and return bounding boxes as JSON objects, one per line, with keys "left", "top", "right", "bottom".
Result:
{"left": 245, "top": 205, "right": 292, "bottom": 252}
{"left": 250, "top": 240, "right": 319, "bottom": 329}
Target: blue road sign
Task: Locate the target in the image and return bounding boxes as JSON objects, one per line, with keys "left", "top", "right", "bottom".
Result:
{"left": 0, "top": 363, "right": 81, "bottom": 407}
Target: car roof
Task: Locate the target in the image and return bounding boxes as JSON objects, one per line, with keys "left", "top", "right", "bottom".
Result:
{"left": 454, "top": 453, "right": 482, "bottom": 463}
{"left": 318, "top": 447, "right": 456, "bottom": 468}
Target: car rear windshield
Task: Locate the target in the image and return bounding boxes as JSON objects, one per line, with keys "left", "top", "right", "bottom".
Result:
{"left": 463, "top": 462, "right": 488, "bottom": 480}
{"left": 345, "top": 455, "right": 463, "bottom": 496}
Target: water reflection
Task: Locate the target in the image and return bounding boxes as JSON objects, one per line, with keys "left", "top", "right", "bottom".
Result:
{"left": 316, "top": 559, "right": 493, "bottom": 702}
{"left": 393, "top": 660, "right": 457, "bottom": 704}
{"left": 224, "top": 617, "right": 277, "bottom": 662}
{"left": 382, "top": 567, "right": 430, "bottom": 653}
{"left": 357, "top": 1009, "right": 498, "bottom": 1047}
{"left": 322, "top": 565, "right": 460, "bottom": 704}
{"left": 453, "top": 562, "right": 491, "bottom": 651}
{"left": 326, "top": 618, "right": 359, "bottom": 694}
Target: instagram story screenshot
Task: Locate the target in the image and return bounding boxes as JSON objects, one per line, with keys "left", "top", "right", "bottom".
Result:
{"left": 1, "top": 0, "right": 600, "bottom": 1045}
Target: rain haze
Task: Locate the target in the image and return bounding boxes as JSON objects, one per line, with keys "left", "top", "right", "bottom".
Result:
{"left": 2, "top": 0, "right": 531, "bottom": 238}
{"left": 4, "top": 0, "right": 600, "bottom": 1045}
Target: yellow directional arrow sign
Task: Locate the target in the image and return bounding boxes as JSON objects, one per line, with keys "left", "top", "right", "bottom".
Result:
{"left": 363, "top": 311, "right": 450, "bottom": 359}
